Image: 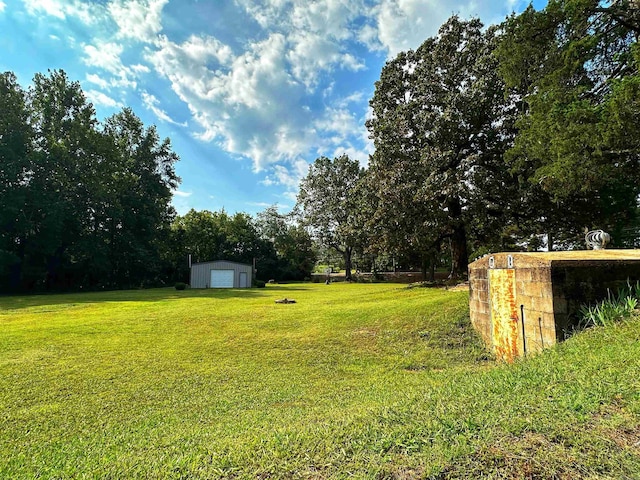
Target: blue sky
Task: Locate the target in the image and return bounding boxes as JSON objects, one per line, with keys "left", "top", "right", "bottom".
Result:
{"left": 0, "top": 0, "right": 546, "bottom": 216}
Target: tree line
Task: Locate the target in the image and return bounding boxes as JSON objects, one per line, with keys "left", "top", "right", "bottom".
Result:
{"left": 0, "top": 70, "right": 180, "bottom": 292}
{"left": 0, "top": 71, "right": 315, "bottom": 292}
{"left": 296, "top": 0, "right": 640, "bottom": 280}
{"left": 3, "top": 0, "right": 639, "bottom": 291}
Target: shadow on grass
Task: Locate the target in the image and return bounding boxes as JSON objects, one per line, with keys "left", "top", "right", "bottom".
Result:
{"left": 0, "top": 285, "right": 311, "bottom": 311}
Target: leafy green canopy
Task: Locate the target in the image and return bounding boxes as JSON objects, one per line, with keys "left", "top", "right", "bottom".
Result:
{"left": 168, "top": 207, "right": 316, "bottom": 282}
{"left": 0, "top": 70, "right": 179, "bottom": 291}
{"left": 497, "top": 0, "right": 640, "bottom": 247}
{"left": 296, "top": 154, "right": 366, "bottom": 281}
{"left": 367, "top": 17, "right": 517, "bottom": 275}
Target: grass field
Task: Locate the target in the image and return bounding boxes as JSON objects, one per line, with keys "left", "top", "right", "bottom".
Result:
{"left": 1, "top": 283, "right": 639, "bottom": 479}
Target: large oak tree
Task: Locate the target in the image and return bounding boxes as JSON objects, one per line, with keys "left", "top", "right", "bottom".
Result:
{"left": 367, "top": 17, "right": 517, "bottom": 277}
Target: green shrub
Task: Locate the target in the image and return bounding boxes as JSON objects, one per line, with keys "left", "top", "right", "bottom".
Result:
{"left": 254, "top": 280, "right": 266, "bottom": 288}
{"left": 578, "top": 281, "right": 640, "bottom": 328}
{"left": 174, "top": 282, "right": 187, "bottom": 290}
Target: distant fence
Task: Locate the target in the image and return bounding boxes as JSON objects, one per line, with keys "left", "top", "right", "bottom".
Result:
{"left": 310, "top": 271, "right": 449, "bottom": 283}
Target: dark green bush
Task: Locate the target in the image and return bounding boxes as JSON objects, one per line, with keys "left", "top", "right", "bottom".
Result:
{"left": 174, "top": 282, "right": 187, "bottom": 290}
{"left": 254, "top": 280, "right": 266, "bottom": 288}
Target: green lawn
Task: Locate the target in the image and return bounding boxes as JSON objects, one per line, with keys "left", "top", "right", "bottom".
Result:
{"left": 1, "top": 283, "right": 639, "bottom": 479}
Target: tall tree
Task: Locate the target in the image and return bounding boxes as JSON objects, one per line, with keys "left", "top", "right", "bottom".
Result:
{"left": 0, "top": 70, "right": 182, "bottom": 292}
{"left": 496, "top": 0, "right": 640, "bottom": 247}
{"left": 102, "top": 108, "right": 180, "bottom": 287}
{"left": 296, "top": 154, "right": 365, "bottom": 281}
{"left": 0, "top": 72, "right": 32, "bottom": 290}
{"left": 25, "top": 70, "right": 100, "bottom": 289}
{"left": 367, "top": 17, "right": 516, "bottom": 277}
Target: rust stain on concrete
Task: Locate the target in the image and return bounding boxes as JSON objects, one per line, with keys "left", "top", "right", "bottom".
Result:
{"left": 489, "top": 268, "right": 520, "bottom": 362}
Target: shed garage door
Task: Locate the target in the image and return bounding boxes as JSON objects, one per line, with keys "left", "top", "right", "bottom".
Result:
{"left": 210, "top": 269, "right": 234, "bottom": 288}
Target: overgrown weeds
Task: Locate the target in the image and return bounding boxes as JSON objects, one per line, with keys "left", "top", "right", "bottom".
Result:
{"left": 578, "top": 280, "right": 640, "bottom": 328}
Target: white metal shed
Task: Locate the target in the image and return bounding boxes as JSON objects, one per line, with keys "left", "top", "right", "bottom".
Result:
{"left": 190, "top": 260, "right": 253, "bottom": 288}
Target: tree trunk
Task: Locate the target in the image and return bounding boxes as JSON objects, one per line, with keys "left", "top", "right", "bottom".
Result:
{"left": 449, "top": 225, "right": 468, "bottom": 278}
{"left": 344, "top": 247, "right": 353, "bottom": 281}
{"left": 448, "top": 199, "right": 468, "bottom": 278}
{"left": 430, "top": 260, "right": 436, "bottom": 282}
{"left": 421, "top": 256, "right": 435, "bottom": 282}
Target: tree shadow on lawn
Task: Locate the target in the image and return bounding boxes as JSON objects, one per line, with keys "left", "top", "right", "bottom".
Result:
{"left": 0, "top": 285, "right": 308, "bottom": 311}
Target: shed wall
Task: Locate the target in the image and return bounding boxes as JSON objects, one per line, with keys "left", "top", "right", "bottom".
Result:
{"left": 190, "top": 261, "right": 253, "bottom": 288}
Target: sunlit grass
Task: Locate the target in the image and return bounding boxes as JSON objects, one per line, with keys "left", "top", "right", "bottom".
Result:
{"left": 1, "top": 283, "right": 639, "bottom": 478}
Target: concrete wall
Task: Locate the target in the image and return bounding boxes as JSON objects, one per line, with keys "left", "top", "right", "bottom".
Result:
{"left": 190, "top": 260, "right": 253, "bottom": 288}
{"left": 469, "top": 251, "right": 640, "bottom": 361}
{"left": 469, "top": 254, "right": 556, "bottom": 361}
{"left": 515, "top": 267, "right": 557, "bottom": 352}
{"left": 469, "top": 260, "right": 491, "bottom": 346}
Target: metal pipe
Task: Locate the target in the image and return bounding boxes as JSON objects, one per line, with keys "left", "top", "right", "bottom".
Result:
{"left": 520, "top": 305, "right": 527, "bottom": 356}
{"left": 539, "top": 317, "right": 544, "bottom": 349}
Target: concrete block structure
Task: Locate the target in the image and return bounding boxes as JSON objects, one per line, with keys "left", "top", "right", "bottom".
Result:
{"left": 468, "top": 250, "right": 640, "bottom": 362}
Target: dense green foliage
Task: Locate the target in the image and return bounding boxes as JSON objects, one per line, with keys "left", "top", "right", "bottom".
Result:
{"left": 497, "top": 0, "right": 640, "bottom": 249}
{"left": 296, "top": 154, "right": 366, "bottom": 281}
{"left": 352, "top": 2, "right": 640, "bottom": 275}
{"left": 366, "top": 17, "right": 517, "bottom": 277}
{"left": 255, "top": 205, "right": 316, "bottom": 280}
{"left": 578, "top": 281, "right": 640, "bottom": 328}
{"left": 0, "top": 70, "right": 179, "bottom": 292}
{"left": 1, "top": 285, "right": 639, "bottom": 477}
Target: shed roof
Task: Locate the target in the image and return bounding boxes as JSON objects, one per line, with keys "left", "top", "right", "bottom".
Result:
{"left": 191, "top": 260, "right": 253, "bottom": 267}
{"left": 470, "top": 249, "right": 640, "bottom": 269}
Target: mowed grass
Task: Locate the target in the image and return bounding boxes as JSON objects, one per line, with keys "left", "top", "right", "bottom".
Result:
{"left": 1, "top": 283, "right": 639, "bottom": 479}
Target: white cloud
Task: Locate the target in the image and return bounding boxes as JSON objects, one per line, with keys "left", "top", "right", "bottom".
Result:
{"left": 368, "top": 0, "right": 522, "bottom": 57}
{"left": 141, "top": 91, "right": 187, "bottom": 127}
{"left": 23, "top": 0, "right": 65, "bottom": 18}
{"left": 85, "top": 89, "right": 123, "bottom": 108}
{"left": 147, "top": 32, "right": 321, "bottom": 171}
{"left": 0, "top": 2, "right": 5, "bottom": 13}
{"left": 22, "top": 0, "right": 102, "bottom": 24}
{"left": 237, "top": 0, "right": 366, "bottom": 89}
{"left": 282, "top": 191, "right": 298, "bottom": 203}
{"left": 261, "top": 159, "right": 310, "bottom": 204}
{"left": 108, "top": 0, "right": 168, "bottom": 43}
{"left": 372, "top": 0, "right": 451, "bottom": 56}
{"left": 131, "top": 64, "right": 151, "bottom": 74}
{"left": 82, "top": 42, "right": 123, "bottom": 73}
{"left": 82, "top": 41, "right": 137, "bottom": 89}
{"left": 287, "top": 32, "right": 365, "bottom": 88}
{"left": 173, "top": 190, "right": 193, "bottom": 198}
{"left": 144, "top": 0, "right": 379, "bottom": 175}
{"left": 85, "top": 73, "right": 110, "bottom": 90}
